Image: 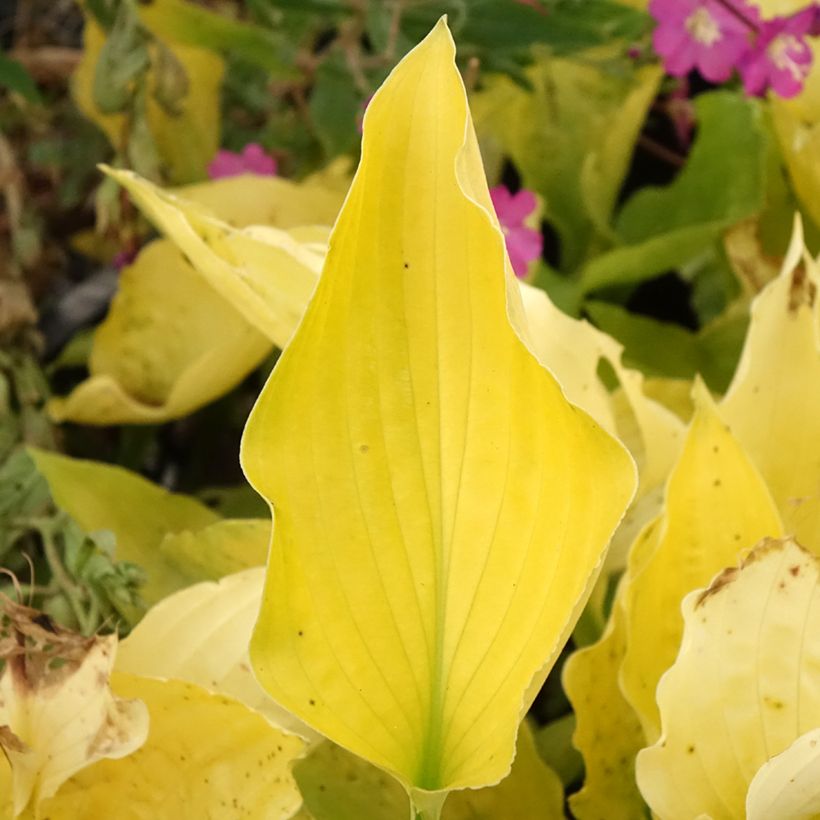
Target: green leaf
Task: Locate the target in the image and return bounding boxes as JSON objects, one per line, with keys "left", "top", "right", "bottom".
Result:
{"left": 309, "top": 52, "right": 361, "bottom": 159}
{"left": 0, "top": 53, "right": 41, "bottom": 104}
{"left": 137, "top": 0, "right": 297, "bottom": 79}
{"left": 402, "top": 0, "right": 649, "bottom": 56}
{"left": 581, "top": 92, "right": 768, "bottom": 293}
{"left": 585, "top": 301, "right": 748, "bottom": 393}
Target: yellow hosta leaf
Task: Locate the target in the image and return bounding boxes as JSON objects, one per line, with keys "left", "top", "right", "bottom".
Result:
{"left": 116, "top": 567, "right": 313, "bottom": 739}
{"left": 637, "top": 538, "right": 820, "bottom": 819}
{"left": 73, "top": 17, "right": 223, "bottom": 183}
{"left": 159, "top": 517, "right": 270, "bottom": 581}
{"left": 294, "top": 721, "right": 564, "bottom": 820}
{"left": 177, "top": 174, "right": 344, "bottom": 229}
{"left": 29, "top": 448, "right": 219, "bottom": 604}
{"left": 242, "top": 19, "right": 635, "bottom": 811}
{"left": 621, "top": 382, "right": 783, "bottom": 741}
{"left": 721, "top": 219, "right": 820, "bottom": 550}
{"left": 104, "top": 166, "right": 328, "bottom": 348}
{"left": 49, "top": 240, "right": 272, "bottom": 425}
{"left": 0, "top": 600, "right": 148, "bottom": 817}
{"left": 746, "top": 727, "right": 820, "bottom": 820}
{"left": 563, "top": 519, "right": 662, "bottom": 820}
{"left": 38, "top": 673, "right": 304, "bottom": 819}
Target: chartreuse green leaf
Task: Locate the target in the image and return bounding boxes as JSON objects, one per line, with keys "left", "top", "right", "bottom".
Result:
{"left": 28, "top": 448, "right": 220, "bottom": 604}
{"left": 36, "top": 674, "right": 304, "bottom": 819}
{"left": 102, "top": 166, "right": 329, "bottom": 348}
{"left": 745, "top": 727, "right": 820, "bottom": 819}
{"left": 637, "top": 538, "right": 820, "bottom": 819}
{"left": 0, "top": 601, "right": 148, "bottom": 818}
{"left": 115, "top": 567, "right": 314, "bottom": 739}
{"left": 471, "top": 53, "right": 661, "bottom": 269}
{"left": 621, "top": 382, "right": 783, "bottom": 741}
{"left": 563, "top": 519, "right": 662, "bottom": 820}
{"left": 294, "top": 721, "right": 564, "bottom": 820}
{"left": 721, "top": 219, "right": 820, "bottom": 551}
{"left": 242, "top": 19, "right": 636, "bottom": 816}
{"left": 158, "top": 518, "right": 270, "bottom": 581}
{"left": 48, "top": 241, "right": 271, "bottom": 425}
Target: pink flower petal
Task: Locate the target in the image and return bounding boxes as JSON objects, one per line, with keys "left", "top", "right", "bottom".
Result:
{"left": 207, "top": 143, "right": 278, "bottom": 180}
{"left": 505, "top": 225, "right": 543, "bottom": 278}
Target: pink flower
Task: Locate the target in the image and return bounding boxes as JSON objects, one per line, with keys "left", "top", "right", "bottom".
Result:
{"left": 490, "top": 186, "right": 543, "bottom": 279}
{"left": 738, "top": 8, "right": 815, "bottom": 98}
{"left": 649, "top": 0, "right": 757, "bottom": 83}
{"left": 207, "top": 143, "right": 277, "bottom": 180}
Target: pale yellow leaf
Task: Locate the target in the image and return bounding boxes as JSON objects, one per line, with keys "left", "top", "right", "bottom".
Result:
{"left": 746, "top": 727, "right": 820, "bottom": 820}
{"left": 519, "top": 282, "right": 683, "bottom": 497}
{"left": 103, "top": 166, "right": 327, "bottom": 348}
{"left": 177, "top": 174, "right": 344, "bottom": 229}
{"left": 28, "top": 448, "right": 219, "bottom": 604}
{"left": 37, "top": 673, "right": 304, "bottom": 819}
{"left": 637, "top": 538, "right": 820, "bottom": 820}
{"left": 242, "top": 20, "right": 635, "bottom": 812}
{"left": 116, "top": 567, "right": 314, "bottom": 739}
{"left": 48, "top": 240, "right": 272, "bottom": 425}
{"left": 621, "top": 381, "right": 783, "bottom": 741}
{"left": 0, "top": 600, "right": 148, "bottom": 817}
{"left": 721, "top": 218, "right": 820, "bottom": 552}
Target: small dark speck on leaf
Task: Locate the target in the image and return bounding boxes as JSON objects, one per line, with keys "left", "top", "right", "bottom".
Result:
{"left": 309, "top": 699, "right": 316, "bottom": 706}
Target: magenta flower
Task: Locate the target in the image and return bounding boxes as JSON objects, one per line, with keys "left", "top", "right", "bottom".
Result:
{"left": 738, "top": 8, "right": 815, "bottom": 98}
{"left": 207, "top": 143, "right": 277, "bottom": 180}
{"left": 649, "top": 0, "right": 757, "bottom": 82}
{"left": 490, "top": 186, "right": 543, "bottom": 279}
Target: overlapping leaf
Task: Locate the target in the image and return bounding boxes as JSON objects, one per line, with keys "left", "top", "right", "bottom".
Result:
{"left": 637, "top": 538, "right": 820, "bottom": 819}
{"left": 37, "top": 674, "right": 304, "bottom": 819}
{"left": 48, "top": 240, "right": 272, "bottom": 425}
{"left": 563, "top": 518, "right": 662, "bottom": 820}
{"left": 102, "top": 167, "right": 329, "bottom": 348}
{"left": 116, "top": 567, "right": 312, "bottom": 738}
{"left": 242, "top": 19, "right": 636, "bottom": 813}
{"left": 621, "top": 383, "right": 783, "bottom": 740}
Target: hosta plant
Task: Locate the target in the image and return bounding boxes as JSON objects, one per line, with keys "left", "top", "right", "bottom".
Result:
{"left": 6, "top": 13, "right": 820, "bottom": 820}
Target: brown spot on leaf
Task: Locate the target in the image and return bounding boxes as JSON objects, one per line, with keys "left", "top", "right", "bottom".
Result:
{"left": 788, "top": 263, "right": 817, "bottom": 313}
